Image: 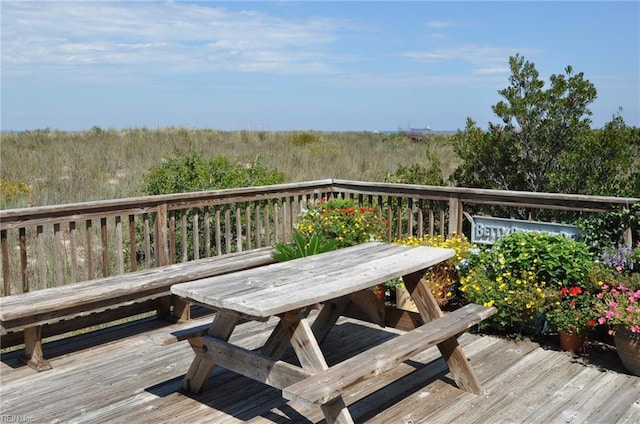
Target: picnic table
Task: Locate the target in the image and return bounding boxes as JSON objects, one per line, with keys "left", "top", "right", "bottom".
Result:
{"left": 170, "top": 242, "right": 496, "bottom": 424}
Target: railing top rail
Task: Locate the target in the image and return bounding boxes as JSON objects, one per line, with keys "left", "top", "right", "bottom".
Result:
{"left": 1, "top": 179, "right": 638, "bottom": 229}
{"left": 331, "top": 179, "right": 640, "bottom": 212}
{"left": 0, "top": 179, "right": 335, "bottom": 228}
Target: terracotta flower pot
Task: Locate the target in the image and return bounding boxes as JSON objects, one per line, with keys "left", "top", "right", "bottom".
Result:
{"left": 558, "top": 330, "right": 588, "bottom": 353}
{"left": 614, "top": 326, "right": 640, "bottom": 376}
{"left": 372, "top": 284, "right": 386, "bottom": 301}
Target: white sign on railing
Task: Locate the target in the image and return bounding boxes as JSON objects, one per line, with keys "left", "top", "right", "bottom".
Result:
{"left": 471, "top": 216, "right": 582, "bottom": 245}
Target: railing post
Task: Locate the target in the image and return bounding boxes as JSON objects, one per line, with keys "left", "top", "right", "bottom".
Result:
{"left": 448, "top": 196, "right": 462, "bottom": 236}
{"left": 155, "top": 203, "right": 169, "bottom": 267}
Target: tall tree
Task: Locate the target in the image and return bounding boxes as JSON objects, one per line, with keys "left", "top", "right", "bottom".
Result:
{"left": 452, "top": 54, "right": 614, "bottom": 194}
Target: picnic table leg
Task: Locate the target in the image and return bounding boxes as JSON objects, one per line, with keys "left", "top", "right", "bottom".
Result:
{"left": 403, "top": 270, "right": 486, "bottom": 395}
{"left": 261, "top": 307, "right": 312, "bottom": 358}
{"left": 182, "top": 311, "right": 238, "bottom": 393}
{"left": 283, "top": 309, "right": 355, "bottom": 424}
{"left": 21, "top": 326, "right": 52, "bottom": 372}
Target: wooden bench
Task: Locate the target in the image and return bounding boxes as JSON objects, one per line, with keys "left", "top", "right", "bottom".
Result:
{"left": 0, "top": 247, "right": 276, "bottom": 371}
{"left": 283, "top": 303, "right": 496, "bottom": 418}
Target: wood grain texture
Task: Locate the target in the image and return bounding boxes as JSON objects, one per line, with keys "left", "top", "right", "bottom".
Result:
{"left": 283, "top": 303, "right": 496, "bottom": 406}
{"left": 0, "top": 247, "right": 275, "bottom": 332}
{"left": 171, "top": 243, "right": 455, "bottom": 318}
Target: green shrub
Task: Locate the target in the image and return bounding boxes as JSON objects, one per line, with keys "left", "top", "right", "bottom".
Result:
{"left": 141, "top": 152, "right": 284, "bottom": 260}
{"left": 460, "top": 232, "right": 594, "bottom": 334}
{"left": 142, "top": 153, "right": 283, "bottom": 195}
{"left": 384, "top": 162, "right": 445, "bottom": 187}
{"left": 289, "top": 131, "right": 321, "bottom": 146}
{"left": 295, "top": 198, "right": 386, "bottom": 249}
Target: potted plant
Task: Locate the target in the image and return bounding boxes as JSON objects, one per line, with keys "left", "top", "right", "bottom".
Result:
{"left": 593, "top": 243, "right": 640, "bottom": 375}
{"left": 594, "top": 281, "right": 640, "bottom": 375}
{"left": 546, "top": 286, "right": 597, "bottom": 353}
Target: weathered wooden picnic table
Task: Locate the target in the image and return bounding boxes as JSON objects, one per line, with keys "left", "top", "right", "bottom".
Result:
{"left": 170, "top": 242, "right": 496, "bottom": 424}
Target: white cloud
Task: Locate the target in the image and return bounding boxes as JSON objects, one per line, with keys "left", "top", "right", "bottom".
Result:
{"left": 425, "top": 21, "right": 457, "bottom": 28}
{"left": 400, "top": 45, "right": 543, "bottom": 76}
{"left": 1, "top": 2, "right": 345, "bottom": 78}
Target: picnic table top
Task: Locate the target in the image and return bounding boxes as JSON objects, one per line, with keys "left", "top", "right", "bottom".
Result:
{"left": 170, "top": 242, "right": 455, "bottom": 318}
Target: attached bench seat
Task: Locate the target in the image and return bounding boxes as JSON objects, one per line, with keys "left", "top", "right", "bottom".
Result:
{"left": 0, "top": 247, "right": 276, "bottom": 371}
{"left": 283, "top": 303, "right": 496, "bottom": 411}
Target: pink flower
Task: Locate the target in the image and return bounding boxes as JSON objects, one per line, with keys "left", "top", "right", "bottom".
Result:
{"left": 608, "top": 301, "right": 618, "bottom": 309}
{"left": 631, "top": 325, "right": 640, "bottom": 333}
{"left": 598, "top": 317, "right": 607, "bottom": 325}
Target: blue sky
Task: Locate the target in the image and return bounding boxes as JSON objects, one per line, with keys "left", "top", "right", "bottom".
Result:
{"left": 2, "top": 1, "right": 638, "bottom": 132}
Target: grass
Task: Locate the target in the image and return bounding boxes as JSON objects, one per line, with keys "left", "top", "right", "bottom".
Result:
{"left": 0, "top": 127, "right": 458, "bottom": 209}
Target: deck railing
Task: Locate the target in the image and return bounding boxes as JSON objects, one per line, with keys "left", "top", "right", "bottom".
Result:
{"left": 1, "top": 179, "right": 638, "bottom": 296}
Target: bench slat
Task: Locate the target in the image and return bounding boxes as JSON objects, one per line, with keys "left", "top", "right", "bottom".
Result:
{"left": 0, "top": 248, "right": 275, "bottom": 333}
{"left": 283, "top": 303, "right": 496, "bottom": 407}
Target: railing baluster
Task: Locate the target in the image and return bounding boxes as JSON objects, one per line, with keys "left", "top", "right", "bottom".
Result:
{"left": 273, "top": 201, "right": 280, "bottom": 243}
{"left": 225, "top": 207, "right": 232, "bottom": 254}
{"left": 395, "top": 196, "right": 402, "bottom": 239}
{"left": 169, "top": 211, "right": 176, "bottom": 264}
{"left": 86, "top": 220, "right": 95, "bottom": 280}
{"left": 115, "top": 216, "right": 124, "bottom": 274}
{"left": 1, "top": 229, "right": 10, "bottom": 295}
{"left": 100, "top": 218, "right": 109, "bottom": 278}
{"left": 407, "top": 198, "right": 414, "bottom": 237}
{"left": 236, "top": 203, "right": 243, "bottom": 252}
{"left": 36, "top": 225, "right": 47, "bottom": 289}
{"left": 429, "top": 207, "right": 435, "bottom": 237}
{"left": 193, "top": 209, "right": 200, "bottom": 260}
{"left": 255, "top": 202, "right": 262, "bottom": 248}
{"left": 54, "top": 223, "right": 64, "bottom": 285}
{"left": 19, "top": 227, "right": 28, "bottom": 292}
{"left": 155, "top": 203, "right": 169, "bottom": 267}
{"left": 69, "top": 221, "right": 79, "bottom": 283}
{"left": 181, "top": 213, "right": 188, "bottom": 263}
{"left": 215, "top": 206, "right": 222, "bottom": 256}
{"left": 143, "top": 213, "right": 151, "bottom": 268}
{"left": 129, "top": 215, "right": 137, "bottom": 271}
{"left": 245, "top": 202, "right": 252, "bottom": 250}
{"left": 204, "top": 208, "right": 211, "bottom": 258}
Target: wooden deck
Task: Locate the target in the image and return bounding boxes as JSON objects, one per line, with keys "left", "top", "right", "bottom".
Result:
{"left": 1, "top": 312, "right": 639, "bottom": 423}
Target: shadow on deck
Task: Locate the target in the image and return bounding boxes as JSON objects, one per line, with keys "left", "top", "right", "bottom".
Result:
{"left": 1, "top": 313, "right": 639, "bottom": 423}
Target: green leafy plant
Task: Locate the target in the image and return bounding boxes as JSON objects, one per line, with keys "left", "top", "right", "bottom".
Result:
{"left": 577, "top": 202, "right": 640, "bottom": 255}
{"left": 272, "top": 231, "right": 338, "bottom": 262}
{"left": 296, "top": 198, "right": 386, "bottom": 249}
{"left": 460, "top": 232, "right": 594, "bottom": 334}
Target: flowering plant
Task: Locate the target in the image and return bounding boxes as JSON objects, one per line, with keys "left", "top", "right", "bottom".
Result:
{"left": 546, "top": 286, "right": 597, "bottom": 335}
{"left": 459, "top": 232, "right": 594, "bottom": 333}
{"left": 295, "top": 198, "right": 386, "bottom": 248}
{"left": 594, "top": 282, "right": 640, "bottom": 334}
{"left": 395, "top": 233, "right": 474, "bottom": 306}
{"left": 599, "top": 242, "right": 640, "bottom": 273}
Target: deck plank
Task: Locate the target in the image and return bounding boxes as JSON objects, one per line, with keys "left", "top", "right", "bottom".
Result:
{"left": 1, "top": 313, "right": 639, "bottom": 423}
